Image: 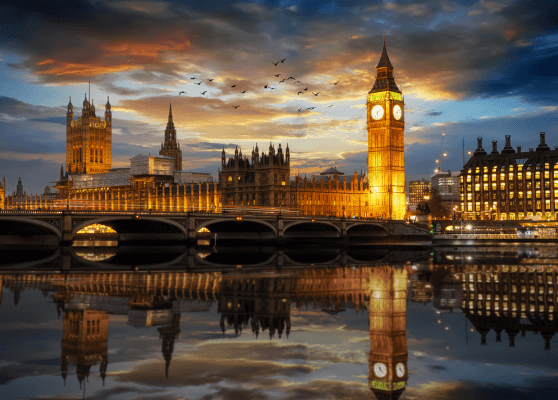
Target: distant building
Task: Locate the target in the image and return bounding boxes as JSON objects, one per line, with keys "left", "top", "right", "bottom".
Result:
{"left": 409, "top": 179, "right": 431, "bottom": 205}
{"left": 432, "top": 170, "right": 460, "bottom": 196}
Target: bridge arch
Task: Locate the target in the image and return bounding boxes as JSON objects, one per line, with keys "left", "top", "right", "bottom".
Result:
{"left": 71, "top": 217, "right": 187, "bottom": 239}
{"left": 346, "top": 223, "right": 389, "bottom": 236}
{"left": 283, "top": 220, "right": 341, "bottom": 238}
{"left": 0, "top": 217, "right": 62, "bottom": 240}
{"left": 195, "top": 218, "right": 277, "bottom": 239}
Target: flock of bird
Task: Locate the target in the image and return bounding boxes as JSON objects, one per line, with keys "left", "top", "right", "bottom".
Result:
{"left": 178, "top": 58, "right": 337, "bottom": 112}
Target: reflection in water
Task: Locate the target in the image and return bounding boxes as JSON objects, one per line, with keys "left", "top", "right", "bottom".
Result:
{"left": 1, "top": 249, "right": 558, "bottom": 398}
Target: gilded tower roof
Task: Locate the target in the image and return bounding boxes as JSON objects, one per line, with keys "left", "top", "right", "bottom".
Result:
{"left": 369, "top": 39, "right": 401, "bottom": 94}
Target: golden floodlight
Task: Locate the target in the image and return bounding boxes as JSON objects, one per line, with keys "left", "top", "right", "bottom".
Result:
{"left": 236, "top": 216, "right": 242, "bottom": 221}
{"left": 77, "top": 223, "right": 116, "bottom": 234}
{"left": 197, "top": 227, "right": 210, "bottom": 233}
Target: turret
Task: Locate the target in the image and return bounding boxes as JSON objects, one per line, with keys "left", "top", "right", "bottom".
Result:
{"left": 104, "top": 96, "right": 112, "bottom": 126}
{"left": 82, "top": 93, "right": 89, "bottom": 118}
{"left": 66, "top": 97, "right": 74, "bottom": 126}
{"left": 285, "top": 143, "right": 290, "bottom": 164}
{"left": 222, "top": 147, "right": 226, "bottom": 166}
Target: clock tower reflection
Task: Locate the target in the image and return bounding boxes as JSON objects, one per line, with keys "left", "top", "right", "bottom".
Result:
{"left": 369, "top": 266, "right": 408, "bottom": 399}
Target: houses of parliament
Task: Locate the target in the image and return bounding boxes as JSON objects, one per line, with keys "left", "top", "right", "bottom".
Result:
{"left": 0, "top": 40, "right": 407, "bottom": 219}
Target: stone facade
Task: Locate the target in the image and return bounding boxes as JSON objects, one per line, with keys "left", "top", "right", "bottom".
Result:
{"left": 367, "top": 40, "right": 406, "bottom": 220}
{"left": 66, "top": 95, "right": 112, "bottom": 175}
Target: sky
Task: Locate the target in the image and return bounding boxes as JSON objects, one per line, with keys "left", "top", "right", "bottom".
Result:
{"left": 0, "top": 0, "right": 557, "bottom": 195}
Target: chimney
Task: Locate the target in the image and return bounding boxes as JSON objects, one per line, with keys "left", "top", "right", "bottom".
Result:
{"left": 491, "top": 140, "right": 499, "bottom": 155}
{"left": 502, "top": 135, "right": 515, "bottom": 154}
{"left": 537, "top": 131, "right": 550, "bottom": 151}
{"left": 474, "top": 137, "right": 487, "bottom": 155}
{"left": 517, "top": 146, "right": 522, "bottom": 153}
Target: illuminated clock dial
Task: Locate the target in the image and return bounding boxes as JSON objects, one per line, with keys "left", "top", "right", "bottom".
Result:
{"left": 374, "top": 363, "right": 387, "bottom": 378}
{"left": 393, "top": 105, "right": 402, "bottom": 120}
{"left": 396, "top": 362, "right": 405, "bottom": 378}
{"left": 371, "top": 105, "right": 384, "bottom": 120}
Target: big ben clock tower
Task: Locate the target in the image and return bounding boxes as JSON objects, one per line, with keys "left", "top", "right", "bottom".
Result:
{"left": 368, "top": 266, "right": 408, "bottom": 400}
{"left": 367, "top": 39, "right": 405, "bottom": 219}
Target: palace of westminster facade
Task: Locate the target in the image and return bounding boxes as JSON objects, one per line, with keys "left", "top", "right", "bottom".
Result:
{"left": 0, "top": 40, "right": 407, "bottom": 219}
{"left": 4, "top": 39, "right": 557, "bottom": 221}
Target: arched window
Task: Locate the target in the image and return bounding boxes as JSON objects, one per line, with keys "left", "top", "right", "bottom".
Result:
{"left": 95, "top": 148, "right": 98, "bottom": 163}
{"left": 90, "top": 147, "right": 94, "bottom": 163}
{"left": 100, "top": 149, "right": 103, "bottom": 164}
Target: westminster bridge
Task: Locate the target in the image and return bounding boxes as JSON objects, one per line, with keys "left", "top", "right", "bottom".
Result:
{"left": 0, "top": 210, "right": 430, "bottom": 245}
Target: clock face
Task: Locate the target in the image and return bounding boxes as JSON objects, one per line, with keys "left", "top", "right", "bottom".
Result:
{"left": 374, "top": 363, "right": 387, "bottom": 378}
{"left": 371, "top": 105, "right": 384, "bottom": 120}
{"left": 396, "top": 362, "right": 405, "bottom": 378}
{"left": 393, "top": 105, "right": 402, "bottom": 120}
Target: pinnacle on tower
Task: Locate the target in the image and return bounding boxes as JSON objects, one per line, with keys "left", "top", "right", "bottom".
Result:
{"left": 376, "top": 37, "right": 393, "bottom": 69}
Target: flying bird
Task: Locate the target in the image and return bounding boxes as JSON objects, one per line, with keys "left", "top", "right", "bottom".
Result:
{"left": 241, "top": 90, "right": 247, "bottom": 93}
{"left": 233, "top": 105, "right": 240, "bottom": 109}
{"left": 279, "top": 79, "right": 286, "bottom": 83}
{"left": 294, "top": 81, "right": 301, "bottom": 84}
{"left": 201, "top": 91, "right": 207, "bottom": 95}
{"left": 287, "top": 77, "right": 295, "bottom": 80}
{"left": 298, "top": 91, "right": 303, "bottom": 95}
{"left": 297, "top": 108, "right": 304, "bottom": 112}
{"left": 304, "top": 87, "right": 308, "bottom": 91}
{"left": 275, "top": 74, "right": 282, "bottom": 77}
{"left": 333, "top": 81, "right": 339, "bottom": 85}
{"left": 179, "top": 91, "right": 186, "bottom": 95}
{"left": 312, "top": 92, "right": 320, "bottom": 96}
{"left": 231, "top": 85, "right": 236, "bottom": 87}
{"left": 306, "top": 107, "right": 315, "bottom": 110}
{"left": 264, "top": 84, "right": 268, "bottom": 88}
{"left": 207, "top": 79, "right": 214, "bottom": 82}
{"left": 190, "top": 77, "right": 196, "bottom": 80}
{"left": 280, "top": 58, "right": 286, "bottom": 63}
{"left": 328, "top": 105, "right": 334, "bottom": 107}
{"left": 273, "top": 61, "right": 279, "bottom": 66}
{"left": 195, "top": 82, "right": 202, "bottom": 85}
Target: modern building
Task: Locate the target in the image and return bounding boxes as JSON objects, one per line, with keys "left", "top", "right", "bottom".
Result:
{"left": 461, "top": 133, "right": 558, "bottom": 221}
{"left": 432, "top": 170, "right": 460, "bottom": 196}
{"left": 408, "top": 179, "right": 431, "bottom": 205}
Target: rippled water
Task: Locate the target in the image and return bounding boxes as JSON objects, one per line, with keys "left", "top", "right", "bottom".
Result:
{"left": 1, "top": 244, "right": 557, "bottom": 400}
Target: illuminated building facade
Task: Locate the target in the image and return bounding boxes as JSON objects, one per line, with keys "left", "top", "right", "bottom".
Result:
{"left": 66, "top": 95, "right": 112, "bottom": 175}
{"left": 432, "top": 171, "right": 460, "bottom": 196}
{"left": 367, "top": 40, "right": 406, "bottom": 219}
{"left": 408, "top": 179, "right": 430, "bottom": 206}
{"left": 3, "top": 40, "right": 409, "bottom": 218}
{"left": 461, "top": 133, "right": 558, "bottom": 221}
{"left": 368, "top": 267, "right": 408, "bottom": 399}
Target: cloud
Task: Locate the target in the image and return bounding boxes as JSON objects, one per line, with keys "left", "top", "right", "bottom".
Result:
{"left": 426, "top": 111, "right": 443, "bottom": 117}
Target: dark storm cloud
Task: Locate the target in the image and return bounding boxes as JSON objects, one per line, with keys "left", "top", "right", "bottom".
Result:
{"left": 1, "top": 0, "right": 557, "bottom": 104}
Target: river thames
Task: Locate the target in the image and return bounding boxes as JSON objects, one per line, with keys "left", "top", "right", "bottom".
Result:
{"left": 1, "top": 244, "right": 557, "bottom": 400}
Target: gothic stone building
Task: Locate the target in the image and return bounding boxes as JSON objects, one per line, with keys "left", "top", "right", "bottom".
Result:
{"left": 3, "top": 40, "right": 407, "bottom": 218}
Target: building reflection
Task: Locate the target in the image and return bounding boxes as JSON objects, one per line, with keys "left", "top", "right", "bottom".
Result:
{"left": 460, "top": 265, "right": 558, "bottom": 349}
{"left": 1, "top": 262, "right": 556, "bottom": 395}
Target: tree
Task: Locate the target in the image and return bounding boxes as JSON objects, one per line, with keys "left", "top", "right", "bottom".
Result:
{"left": 427, "top": 187, "right": 449, "bottom": 219}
